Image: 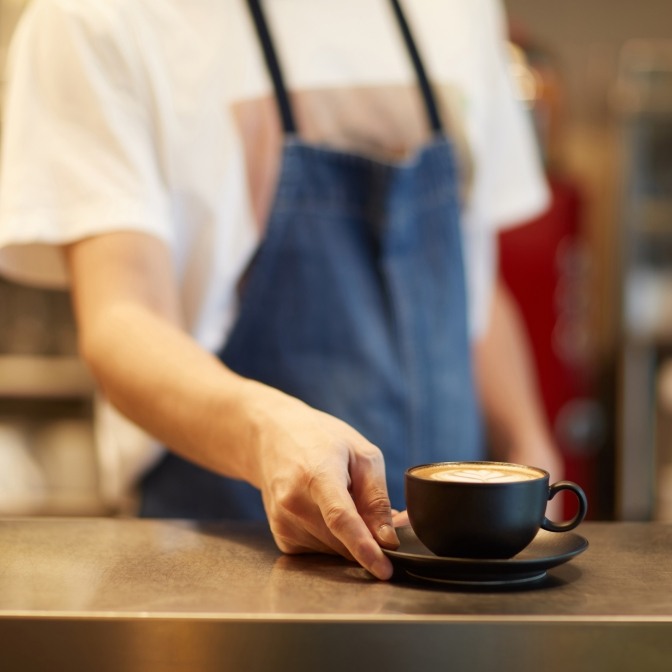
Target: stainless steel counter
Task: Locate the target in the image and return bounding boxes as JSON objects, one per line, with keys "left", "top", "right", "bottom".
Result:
{"left": 1, "top": 519, "right": 671, "bottom": 671}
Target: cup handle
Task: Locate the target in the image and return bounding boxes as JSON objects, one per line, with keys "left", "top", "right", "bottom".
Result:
{"left": 541, "top": 481, "right": 588, "bottom": 532}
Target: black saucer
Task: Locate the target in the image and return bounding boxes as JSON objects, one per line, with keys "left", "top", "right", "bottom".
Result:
{"left": 383, "top": 526, "right": 588, "bottom": 588}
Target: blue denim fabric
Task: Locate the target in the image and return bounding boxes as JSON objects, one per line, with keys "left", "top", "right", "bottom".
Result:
{"left": 140, "top": 136, "right": 484, "bottom": 518}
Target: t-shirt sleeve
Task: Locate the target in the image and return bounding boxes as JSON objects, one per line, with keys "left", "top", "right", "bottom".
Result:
{"left": 469, "top": 0, "right": 550, "bottom": 230}
{"left": 460, "top": 0, "right": 549, "bottom": 338}
{"left": 0, "top": 0, "right": 172, "bottom": 288}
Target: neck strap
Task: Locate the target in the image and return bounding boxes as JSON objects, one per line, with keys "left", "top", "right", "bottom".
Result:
{"left": 246, "top": 0, "right": 444, "bottom": 135}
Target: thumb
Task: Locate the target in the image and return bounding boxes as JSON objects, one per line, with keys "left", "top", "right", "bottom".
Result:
{"left": 392, "top": 509, "right": 410, "bottom": 527}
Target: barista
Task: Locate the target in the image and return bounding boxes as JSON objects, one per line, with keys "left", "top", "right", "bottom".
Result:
{"left": 0, "top": 0, "right": 560, "bottom": 579}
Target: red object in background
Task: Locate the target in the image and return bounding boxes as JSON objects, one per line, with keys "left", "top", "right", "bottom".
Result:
{"left": 499, "top": 174, "right": 600, "bottom": 517}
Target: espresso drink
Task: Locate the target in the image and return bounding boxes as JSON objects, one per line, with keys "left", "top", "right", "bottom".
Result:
{"left": 405, "top": 461, "right": 588, "bottom": 558}
{"left": 412, "top": 462, "right": 542, "bottom": 484}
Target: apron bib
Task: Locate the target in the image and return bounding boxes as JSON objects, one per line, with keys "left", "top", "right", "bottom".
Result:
{"left": 140, "top": 0, "right": 484, "bottom": 518}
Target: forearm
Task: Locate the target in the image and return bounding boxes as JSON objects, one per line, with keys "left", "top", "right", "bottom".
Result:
{"left": 473, "top": 279, "right": 562, "bottom": 478}
{"left": 64, "top": 231, "right": 274, "bottom": 487}
{"left": 64, "top": 231, "right": 397, "bottom": 579}
{"left": 79, "top": 299, "right": 267, "bottom": 485}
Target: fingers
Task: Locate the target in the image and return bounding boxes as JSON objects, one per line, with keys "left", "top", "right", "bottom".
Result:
{"left": 268, "top": 486, "right": 392, "bottom": 578}
{"left": 312, "top": 447, "right": 397, "bottom": 579}
{"left": 252, "top": 396, "right": 397, "bottom": 579}
{"left": 268, "top": 500, "right": 355, "bottom": 561}
{"left": 265, "top": 452, "right": 396, "bottom": 580}
{"left": 312, "top": 477, "right": 395, "bottom": 580}
{"left": 349, "top": 449, "right": 399, "bottom": 550}
{"left": 273, "top": 527, "right": 353, "bottom": 560}
{"left": 262, "top": 466, "right": 359, "bottom": 561}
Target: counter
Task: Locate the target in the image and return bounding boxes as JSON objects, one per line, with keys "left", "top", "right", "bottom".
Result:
{"left": 1, "top": 519, "right": 671, "bottom": 671}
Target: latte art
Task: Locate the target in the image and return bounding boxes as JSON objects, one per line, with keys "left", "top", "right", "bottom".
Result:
{"left": 429, "top": 468, "right": 533, "bottom": 483}
{"left": 411, "top": 462, "right": 542, "bottom": 484}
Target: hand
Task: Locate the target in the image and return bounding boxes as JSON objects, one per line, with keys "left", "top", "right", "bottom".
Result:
{"left": 243, "top": 384, "right": 400, "bottom": 580}
{"left": 61, "top": 230, "right": 398, "bottom": 577}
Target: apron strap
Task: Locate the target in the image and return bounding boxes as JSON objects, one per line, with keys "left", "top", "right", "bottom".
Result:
{"left": 245, "top": 0, "right": 444, "bottom": 136}
{"left": 246, "top": 0, "right": 297, "bottom": 134}
{"left": 388, "top": 0, "right": 444, "bottom": 134}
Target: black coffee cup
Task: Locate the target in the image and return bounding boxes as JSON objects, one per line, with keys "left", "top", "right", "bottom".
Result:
{"left": 405, "top": 461, "right": 588, "bottom": 559}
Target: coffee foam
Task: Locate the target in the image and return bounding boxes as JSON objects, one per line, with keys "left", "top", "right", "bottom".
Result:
{"left": 413, "top": 463, "right": 541, "bottom": 484}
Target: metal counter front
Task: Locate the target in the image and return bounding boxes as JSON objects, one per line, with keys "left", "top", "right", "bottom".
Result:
{"left": 1, "top": 519, "right": 671, "bottom": 671}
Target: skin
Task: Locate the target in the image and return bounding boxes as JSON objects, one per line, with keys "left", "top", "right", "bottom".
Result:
{"left": 474, "top": 281, "right": 564, "bottom": 517}
{"left": 63, "top": 230, "right": 561, "bottom": 580}
{"left": 474, "top": 281, "right": 562, "bottom": 476}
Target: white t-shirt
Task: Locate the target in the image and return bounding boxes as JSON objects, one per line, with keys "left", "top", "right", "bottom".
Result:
{"left": 0, "top": 0, "right": 548, "bottom": 504}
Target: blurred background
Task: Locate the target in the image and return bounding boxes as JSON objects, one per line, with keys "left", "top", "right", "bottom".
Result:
{"left": 501, "top": 0, "right": 672, "bottom": 523}
{"left": 0, "top": 0, "right": 671, "bottom": 521}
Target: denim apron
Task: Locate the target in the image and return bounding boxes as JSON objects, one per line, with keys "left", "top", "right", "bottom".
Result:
{"left": 140, "top": 0, "right": 484, "bottom": 518}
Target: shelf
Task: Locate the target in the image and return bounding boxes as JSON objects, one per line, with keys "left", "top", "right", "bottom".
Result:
{"left": 0, "top": 356, "right": 94, "bottom": 398}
